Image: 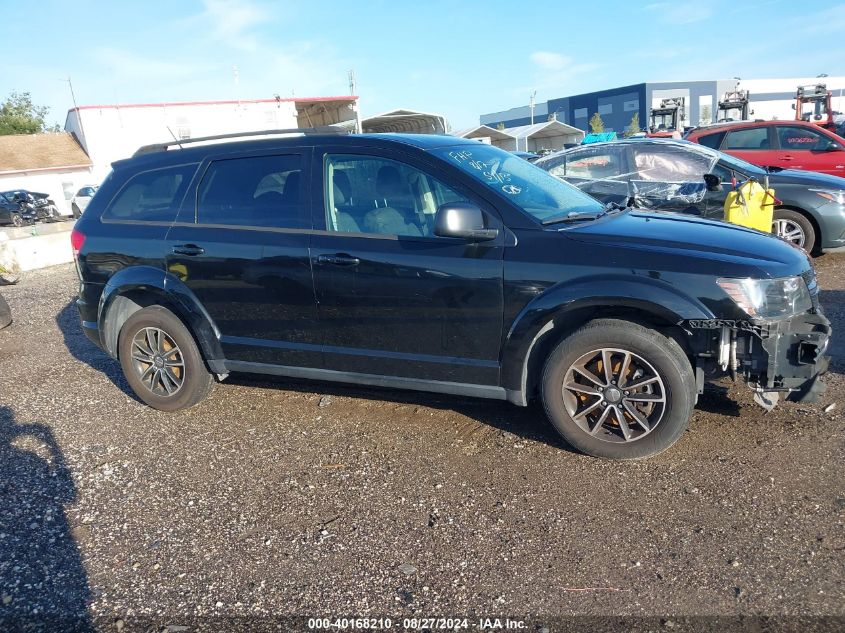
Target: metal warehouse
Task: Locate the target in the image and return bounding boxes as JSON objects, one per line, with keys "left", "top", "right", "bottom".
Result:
{"left": 481, "top": 76, "right": 845, "bottom": 133}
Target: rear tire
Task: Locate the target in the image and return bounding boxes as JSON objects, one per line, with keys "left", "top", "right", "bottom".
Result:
{"left": 773, "top": 208, "right": 816, "bottom": 254}
{"left": 541, "top": 319, "right": 695, "bottom": 460}
{"left": 118, "top": 306, "right": 214, "bottom": 411}
{"left": 72, "top": 204, "right": 81, "bottom": 219}
{"left": 11, "top": 213, "right": 23, "bottom": 227}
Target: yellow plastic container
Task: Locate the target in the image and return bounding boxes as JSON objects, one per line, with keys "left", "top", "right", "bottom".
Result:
{"left": 724, "top": 180, "right": 776, "bottom": 233}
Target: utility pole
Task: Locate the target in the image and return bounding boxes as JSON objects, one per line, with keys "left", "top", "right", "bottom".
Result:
{"left": 529, "top": 90, "right": 537, "bottom": 125}
{"left": 62, "top": 76, "right": 87, "bottom": 147}
{"left": 348, "top": 69, "right": 356, "bottom": 96}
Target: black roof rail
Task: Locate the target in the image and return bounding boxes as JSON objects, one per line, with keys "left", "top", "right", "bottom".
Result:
{"left": 133, "top": 126, "right": 351, "bottom": 156}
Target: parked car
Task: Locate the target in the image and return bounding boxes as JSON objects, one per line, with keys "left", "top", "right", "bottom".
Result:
{"left": 71, "top": 185, "right": 99, "bottom": 218}
{"left": 685, "top": 120, "right": 845, "bottom": 178}
{"left": 535, "top": 138, "right": 845, "bottom": 254}
{"left": 72, "top": 130, "right": 830, "bottom": 460}
{"left": 1, "top": 190, "right": 62, "bottom": 222}
{"left": 0, "top": 192, "right": 26, "bottom": 227}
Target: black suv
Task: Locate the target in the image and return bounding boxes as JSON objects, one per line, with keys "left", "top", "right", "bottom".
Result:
{"left": 72, "top": 130, "right": 831, "bottom": 459}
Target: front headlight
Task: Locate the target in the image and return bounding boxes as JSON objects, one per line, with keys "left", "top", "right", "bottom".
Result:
{"left": 809, "top": 188, "right": 845, "bottom": 205}
{"left": 717, "top": 276, "right": 812, "bottom": 318}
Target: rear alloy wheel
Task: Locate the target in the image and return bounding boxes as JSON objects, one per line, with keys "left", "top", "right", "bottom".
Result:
{"left": 542, "top": 319, "right": 695, "bottom": 459}
{"left": 118, "top": 306, "right": 214, "bottom": 411}
{"left": 772, "top": 209, "right": 816, "bottom": 253}
{"left": 11, "top": 213, "right": 23, "bottom": 227}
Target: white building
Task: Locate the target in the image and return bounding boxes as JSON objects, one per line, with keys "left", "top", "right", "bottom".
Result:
{"left": 362, "top": 109, "right": 449, "bottom": 134}
{"left": 65, "top": 96, "right": 360, "bottom": 182}
{"left": 455, "top": 121, "right": 584, "bottom": 152}
{"left": 0, "top": 133, "right": 93, "bottom": 216}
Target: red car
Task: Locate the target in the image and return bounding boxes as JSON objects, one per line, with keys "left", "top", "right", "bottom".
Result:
{"left": 685, "top": 120, "right": 845, "bottom": 177}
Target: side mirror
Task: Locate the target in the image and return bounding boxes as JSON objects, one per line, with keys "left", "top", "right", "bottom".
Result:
{"left": 434, "top": 203, "right": 499, "bottom": 241}
{"left": 703, "top": 173, "right": 723, "bottom": 192}
{"left": 823, "top": 140, "right": 842, "bottom": 151}
{"left": 791, "top": 103, "right": 796, "bottom": 110}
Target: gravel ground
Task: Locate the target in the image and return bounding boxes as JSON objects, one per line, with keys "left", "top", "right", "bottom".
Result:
{"left": 0, "top": 258, "right": 843, "bottom": 632}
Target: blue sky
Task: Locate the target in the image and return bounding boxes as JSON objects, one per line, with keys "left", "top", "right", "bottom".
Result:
{"left": 1, "top": 0, "right": 844, "bottom": 130}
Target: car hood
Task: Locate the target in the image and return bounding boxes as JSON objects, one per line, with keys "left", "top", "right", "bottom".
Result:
{"left": 766, "top": 168, "right": 845, "bottom": 188}
{"left": 561, "top": 210, "right": 809, "bottom": 278}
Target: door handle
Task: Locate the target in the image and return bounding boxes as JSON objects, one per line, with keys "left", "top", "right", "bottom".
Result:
{"left": 781, "top": 155, "right": 794, "bottom": 161}
{"left": 172, "top": 244, "right": 205, "bottom": 256}
{"left": 317, "top": 253, "right": 360, "bottom": 266}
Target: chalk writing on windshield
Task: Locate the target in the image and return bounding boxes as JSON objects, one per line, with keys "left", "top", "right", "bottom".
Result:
{"left": 449, "top": 149, "right": 515, "bottom": 189}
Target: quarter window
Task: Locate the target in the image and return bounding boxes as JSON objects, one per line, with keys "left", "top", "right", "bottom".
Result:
{"left": 197, "top": 155, "right": 306, "bottom": 228}
{"left": 324, "top": 155, "right": 469, "bottom": 237}
{"left": 696, "top": 131, "right": 726, "bottom": 150}
{"left": 775, "top": 126, "right": 833, "bottom": 151}
{"left": 103, "top": 163, "right": 197, "bottom": 222}
{"left": 724, "top": 127, "right": 770, "bottom": 150}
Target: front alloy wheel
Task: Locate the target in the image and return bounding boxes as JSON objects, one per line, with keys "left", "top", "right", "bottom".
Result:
{"left": 773, "top": 217, "right": 805, "bottom": 247}
{"left": 541, "top": 319, "right": 695, "bottom": 459}
{"left": 563, "top": 348, "right": 666, "bottom": 443}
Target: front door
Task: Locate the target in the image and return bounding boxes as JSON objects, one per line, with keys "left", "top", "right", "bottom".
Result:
{"left": 721, "top": 126, "right": 777, "bottom": 169}
{"left": 310, "top": 149, "right": 504, "bottom": 386}
{"left": 165, "top": 150, "right": 319, "bottom": 367}
{"left": 773, "top": 125, "right": 845, "bottom": 176}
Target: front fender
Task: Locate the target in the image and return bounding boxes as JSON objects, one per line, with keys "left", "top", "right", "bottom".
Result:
{"left": 500, "top": 275, "right": 715, "bottom": 400}
{"left": 98, "top": 266, "right": 224, "bottom": 368}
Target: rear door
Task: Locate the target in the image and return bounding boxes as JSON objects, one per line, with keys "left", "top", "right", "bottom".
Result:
{"left": 720, "top": 125, "right": 777, "bottom": 168}
{"left": 773, "top": 124, "right": 845, "bottom": 176}
{"left": 309, "top": 146, "right": 504, "bottom": 385}
{"left": 164, "top": 148, "right": 319, "bottom": 367}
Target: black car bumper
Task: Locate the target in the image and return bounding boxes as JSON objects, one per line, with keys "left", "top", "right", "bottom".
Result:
{"left": 752, "top": 311, "right": 831, "bottom": 403}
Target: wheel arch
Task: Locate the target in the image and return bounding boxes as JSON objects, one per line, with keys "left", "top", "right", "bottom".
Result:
{"left": 502, "top": 280, "right": 710, "bottom": 406}
{"left": 98, "top": 266, "right": 224, "bottom": 371}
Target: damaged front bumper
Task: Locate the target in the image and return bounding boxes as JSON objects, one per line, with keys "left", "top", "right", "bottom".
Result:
{"left": 686, "top": 309, "right": 832, "bottom": 408}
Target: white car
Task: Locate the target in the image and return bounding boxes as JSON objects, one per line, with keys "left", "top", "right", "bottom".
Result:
{"left": 71, "top": 185, "right": 99, "bottom": 219}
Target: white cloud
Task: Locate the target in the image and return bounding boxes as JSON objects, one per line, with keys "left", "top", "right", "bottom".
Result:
{"left": 199, "top": 0, "right": 272, "bottom": 52}
{"left": 530, "top": 51, "right": 571, "bottom": 71}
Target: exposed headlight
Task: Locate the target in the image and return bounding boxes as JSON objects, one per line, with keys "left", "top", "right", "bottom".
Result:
{"left": 717, "top": 276, "right": 812, "bottom": 319}
{"left": 809, "top": 188, "right": 845, "bottom": 205}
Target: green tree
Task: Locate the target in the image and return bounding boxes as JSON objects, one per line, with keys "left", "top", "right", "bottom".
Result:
{"left": 589, "top": 112, "right": 604, "bottom": 133}
{"left": 0, "top": 92, "right": 58, "bottom": 135}
{"left": 700, "top": 104, "right": 712, "bottom": 124}
{"left": 623, "top": 112, "right": 641, "bottom": 137}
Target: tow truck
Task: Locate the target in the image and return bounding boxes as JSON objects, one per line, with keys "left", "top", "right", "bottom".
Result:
{"left": 647, "top": 98, "right": 685, "bottom": 137}
{"left": 717, "top": 90, "right": 751, "bottom": 122}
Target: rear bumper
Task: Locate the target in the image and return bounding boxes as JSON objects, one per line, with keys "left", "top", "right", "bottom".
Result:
{"left": 76, "top": 293, "right": 104, "bottom": 351}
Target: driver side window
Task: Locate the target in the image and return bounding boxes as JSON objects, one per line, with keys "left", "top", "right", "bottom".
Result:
{"left": 324, "top": 154, "right": 468, "bottom": 237}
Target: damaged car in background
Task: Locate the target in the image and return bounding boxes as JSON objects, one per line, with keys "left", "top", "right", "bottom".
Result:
{"left": 536, "top": 139, "right": 845, "bottom": 253}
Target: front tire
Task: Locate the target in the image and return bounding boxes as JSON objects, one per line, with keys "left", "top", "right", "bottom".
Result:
{"left": 773, "top": 209, "right": 816, "bottom": 254}
{"left": 541, "top": 319, "right": 695, "bottom": 459}
{"left": 118, "top": 306, "right": 214, "bottom": 411}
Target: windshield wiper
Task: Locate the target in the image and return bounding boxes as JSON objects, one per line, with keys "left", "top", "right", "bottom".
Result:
{"left": 542, "top": 210, "right": 606, "bottom": 225}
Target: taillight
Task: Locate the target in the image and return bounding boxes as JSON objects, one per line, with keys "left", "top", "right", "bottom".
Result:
{"left": 70, "top": 228, "right": 85, "bottom": 260}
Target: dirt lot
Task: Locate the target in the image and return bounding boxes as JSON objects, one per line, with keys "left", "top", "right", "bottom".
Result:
{"left": 0, "top": 258, "right": 843, "bottom": 631}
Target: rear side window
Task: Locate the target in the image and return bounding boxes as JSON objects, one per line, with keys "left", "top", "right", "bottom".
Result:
{"left": 103, "top": 164, "right": 197, "bottom": 222}
{"left": 724, "top": 127, "right": 770, "bottom": 150}
{"left": 565, "top": 148, "right": 624, "bottom": 179}
{"left": 696, "top": 131, "right": 726, "bottom": 150}
{"left": 197, "top": 154, "right": 307, "bottom": 229}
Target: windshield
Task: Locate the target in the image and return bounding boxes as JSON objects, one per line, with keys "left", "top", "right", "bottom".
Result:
{"left": 431, "top": 144, "right": 605, "bottom": 223}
